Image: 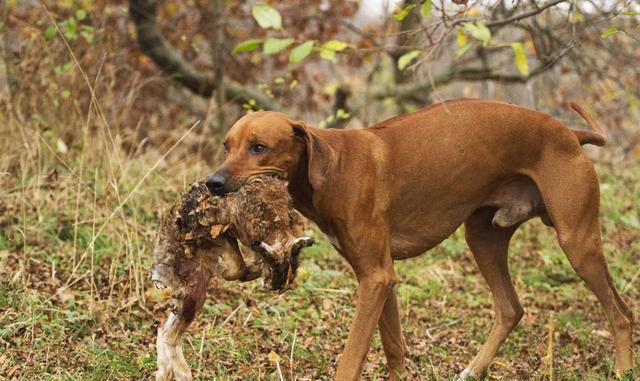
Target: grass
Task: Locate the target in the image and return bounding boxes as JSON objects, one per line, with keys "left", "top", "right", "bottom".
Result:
{"left": 1, "top": 7, "right": 639, "bottom": 380}
{"left": 1, "top": 127, "right": 638, "bottom": 380}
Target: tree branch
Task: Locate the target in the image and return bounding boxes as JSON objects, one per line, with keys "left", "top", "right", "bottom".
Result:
{"left": 210, "top": 0, "right": 226, "bottom": 132}
{"left": 486, "top": 0, "right": 568, "bottom": 28}
{"left": 451, "top": 0, "right": 568, "bottom": 29}
{"left": 370, "top": 38, "right": 575, "bottom": 101}
{"left": 1, "top": 2, "right": 20, "bottom": 121}
{"left": 129, "top": 0, "right": 280, "bottom": 110}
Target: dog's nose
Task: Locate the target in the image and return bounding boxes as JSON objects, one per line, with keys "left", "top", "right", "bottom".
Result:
{"left": 205, "top": 172, "right": 226, "bottom": 194}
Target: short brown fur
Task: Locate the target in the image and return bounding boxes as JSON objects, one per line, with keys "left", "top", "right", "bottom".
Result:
{"left": 210, "top": 99, "right": 633, "bottom": 380}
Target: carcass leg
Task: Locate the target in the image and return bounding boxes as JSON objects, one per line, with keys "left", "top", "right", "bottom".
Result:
{"left": 156, "top": 269, "right": 208, "bottom": 381}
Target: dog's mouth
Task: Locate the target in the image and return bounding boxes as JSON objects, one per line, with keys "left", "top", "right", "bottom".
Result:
{"left": 244, "top": 171, "right": 285, "bottom": 184}
{"left": 216, "top": 171, "right": 284, "bottom": 196}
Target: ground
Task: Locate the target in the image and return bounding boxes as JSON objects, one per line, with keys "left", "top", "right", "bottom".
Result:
{"left": 0, "top": 150, "right": 638, "bottom": 380}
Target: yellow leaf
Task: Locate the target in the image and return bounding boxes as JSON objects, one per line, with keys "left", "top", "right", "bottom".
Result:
{"left": 145, "top": 287, "right": 171, "bottom": 303}
{"left": 319, "top": 40, "right": 348, "bottom": 61}
{"left": 267, "top": 351, "right": 281, "bottom": 362}
{"left": 457, "top": 28, "right": 468, "bottom": 47}
{"left": 511, "top": 42, "right": 529, "bottom": 76}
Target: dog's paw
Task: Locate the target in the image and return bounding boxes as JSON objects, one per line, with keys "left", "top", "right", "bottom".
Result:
{"left": 456, "top": 369, "right": 477, "bottom": 381}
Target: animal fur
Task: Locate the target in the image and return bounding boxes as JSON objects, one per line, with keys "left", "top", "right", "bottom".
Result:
{"left": 151, "top": 175, "right": 313, "bottom": 381}
{"left": 205, "top": 100, "right": 633, "bottom": 380}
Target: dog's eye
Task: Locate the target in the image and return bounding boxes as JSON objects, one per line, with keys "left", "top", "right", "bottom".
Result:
{"left": 223, "top": 143, "right": 229, "bottom": 154}
{"left": 250, "top": 144, "right": 267, "bottom": 154}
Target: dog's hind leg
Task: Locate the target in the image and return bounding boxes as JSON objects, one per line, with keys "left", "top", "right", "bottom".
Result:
{"left": 527, "top": 155, "right": 634, "bottom": 375}
{"left": 156, "top": 268, "right": 208, "bottom": 381}
{"left": 378, "top": 287, "right": 406, "bottom": 381}
{"left": 459, "top": 207, "right": 522, "bottom": 380}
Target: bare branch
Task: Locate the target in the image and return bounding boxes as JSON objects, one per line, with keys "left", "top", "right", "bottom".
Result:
{"left": 129, "top": 0, "right": 280, "bottom": 110}
{"left": 486, "top": 0, "right": 568, "bottom": 28}
{"left": 370, "top": 39, "right": 575, "bottom": 101}
{"left": 1, "top": 2, "right": 20, "bottom": 121}
{"left": 451, "top": 0, "right": 569, "bottom": 28}
{"left": 210, "top": 0, "right": 226, "bottom": 132}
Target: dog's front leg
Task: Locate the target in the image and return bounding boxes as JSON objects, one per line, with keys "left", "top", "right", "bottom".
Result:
{"left": 335, "top": 234, "right": 396, "bottom": 381}
{"left": 378, "top": 287, "right": 406, "bottom": 381}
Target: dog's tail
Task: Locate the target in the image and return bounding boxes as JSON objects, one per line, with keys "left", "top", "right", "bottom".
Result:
{"left": 568, "top": 102, "right": 606, "bottom": 147}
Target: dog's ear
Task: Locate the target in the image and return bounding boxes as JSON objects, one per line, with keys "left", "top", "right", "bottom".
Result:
{"left": 292, "top": 122, "right": 337, "bottom": 192}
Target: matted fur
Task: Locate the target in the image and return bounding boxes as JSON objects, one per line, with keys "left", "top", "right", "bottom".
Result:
{"left": 150, "top": 175, "right": 312, "bottom": 381}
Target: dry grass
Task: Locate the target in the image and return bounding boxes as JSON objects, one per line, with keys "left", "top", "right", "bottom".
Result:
{"left": 1, "top": 4, "right": 639, "bottom": 381}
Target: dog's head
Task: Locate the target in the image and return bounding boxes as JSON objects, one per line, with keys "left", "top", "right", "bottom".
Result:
{"left": 205, "top": 111, "right": 336, "bottom": 195}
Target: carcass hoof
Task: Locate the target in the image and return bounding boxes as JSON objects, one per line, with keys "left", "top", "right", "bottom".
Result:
{"left": 156, "top": 314, "right": 193, "bottom": 381}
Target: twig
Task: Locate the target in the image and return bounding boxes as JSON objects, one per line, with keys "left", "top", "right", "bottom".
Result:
{"left": 311, "top": 287, "right": 351, "bottom": 294}
{"left": 487, "top": 0, "right": 568, "bottom": 28}
{"left": 210, "top": 0, "right": 226, "bottom": 134}
{"left": 222, "top": 303, "right": 242, "bottom": 325}
{"left": 196, "top": 325, "right": 207, "bottom": 378}
{"left": 290, "top": 324, "right": 297, "bottom": 381}
{"left": 545, "top": 313, "right": 555, "bottom": 381}
{"left": 275, "top": 359, "right": 285, "bottom": 381}
{"left": 451, "top": 0, "right": 569, "bottom": 28}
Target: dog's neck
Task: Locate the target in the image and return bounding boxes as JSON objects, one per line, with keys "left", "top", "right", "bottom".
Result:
{"left": 288, "top": 128, "right": 343, "bottom": 240}
{"left": 288, "top": 159, "right": 316, "bottom": 220}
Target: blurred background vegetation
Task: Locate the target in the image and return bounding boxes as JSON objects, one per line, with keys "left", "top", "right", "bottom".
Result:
{"left": 0, "top": 1, "right": 638, "bottom": 380}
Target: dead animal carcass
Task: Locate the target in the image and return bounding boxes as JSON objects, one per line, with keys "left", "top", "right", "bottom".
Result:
{"left": 150, "top": 175, "right": 313, "bottom": 381}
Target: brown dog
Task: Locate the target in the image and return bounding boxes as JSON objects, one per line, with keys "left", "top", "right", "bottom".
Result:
{"left": 205, "top": 99, "right": 633, "bottom": 380}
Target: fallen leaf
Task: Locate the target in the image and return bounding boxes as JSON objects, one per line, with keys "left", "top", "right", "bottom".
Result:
{"left": 55, "top": 286, "right": 74, "bottom": 304}
{"left": 210, "top": 224, "right": 228, "bottom": 238}
{"left": 7, "top": 365, "right": 19, "bottom": 377}
{"left": 268, "top": 351, "right": 282, "bottom": 362}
